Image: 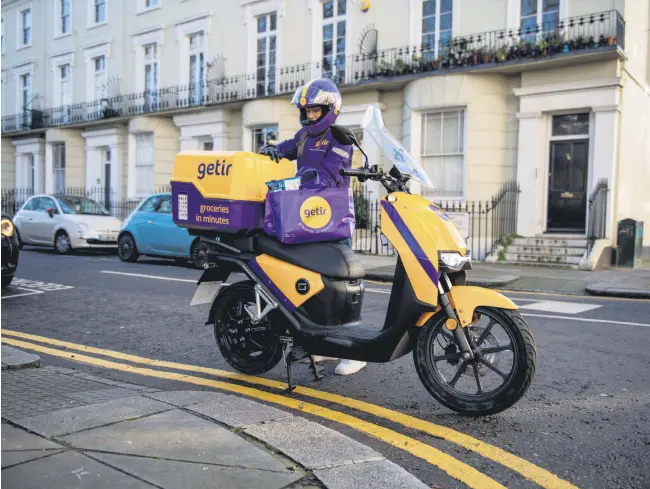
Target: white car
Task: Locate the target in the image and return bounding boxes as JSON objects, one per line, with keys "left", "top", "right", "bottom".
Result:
{"left": 13, "top": 194, "right": 122, "bottom": 254}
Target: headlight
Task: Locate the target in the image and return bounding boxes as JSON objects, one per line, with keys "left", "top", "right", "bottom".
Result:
{"left": 439, "top": 251, "right": 472, "bottom": 271}
{"left": 77, "top": 223, "right": 90, "bottom": 232}
{"left": 1, "top": 218, "right": 15, "bottom": 237}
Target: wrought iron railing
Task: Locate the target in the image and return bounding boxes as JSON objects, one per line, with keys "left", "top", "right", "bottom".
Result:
{"left": 1, "top": 10, "right": 624, "bottom": 135}
{"left": 586, "top": 179, "right": 609, "bottom": 254}
{"left": 352, "top": 181, "right": 520, "bottom": 260}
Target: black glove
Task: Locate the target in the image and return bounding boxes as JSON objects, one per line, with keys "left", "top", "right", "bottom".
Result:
{"left": 260, "top": 145, "right": 281, "bottom": 163}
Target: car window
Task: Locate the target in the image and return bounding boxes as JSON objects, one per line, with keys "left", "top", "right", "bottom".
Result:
{"left": 140, "top": 196, "right": 163, "bottom": 212}
{"left": 157, "top": 196, "right": 172, "bottom": 214}
{"left": 33, "top": 197, "right": 58, "bottom": 213}
{"left": 22, "top": 197, "right": 38, "bottom": 211}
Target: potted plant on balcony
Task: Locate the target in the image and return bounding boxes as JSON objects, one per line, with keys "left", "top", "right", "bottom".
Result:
{"left": 538, "top": 39, "right": 550, "bottom": 56}
{"left": 495, "top": 47, "right": 508, "bottom": 63}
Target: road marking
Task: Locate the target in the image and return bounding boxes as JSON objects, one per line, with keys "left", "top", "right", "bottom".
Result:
{"left": 494, "top": 288, "right": 650, "bottom": 302}
{"left": 1, "top": 287, "right": 45, "bottom": 299}
{"left": 0, "top": 335, "right": 506, "bottom": 489}
{"left": 522, "top": 313, "right": 650, "bottom": 328}
{"left": 100, "top": 270, "right": 197, "bottom": 283}
{"left": 1, "top": 328, "right": 579, "bottom": 489}
{"left": 518, "top": 300, "right": 601, "bottom": 314}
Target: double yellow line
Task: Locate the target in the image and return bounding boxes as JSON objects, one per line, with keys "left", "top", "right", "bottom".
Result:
{"left": 1, "top": 329, "right": 578, "bottom": 489}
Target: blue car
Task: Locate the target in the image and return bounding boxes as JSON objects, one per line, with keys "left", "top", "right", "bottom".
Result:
{"left": 117, "top": 193, "right": 208, "bottom": 269}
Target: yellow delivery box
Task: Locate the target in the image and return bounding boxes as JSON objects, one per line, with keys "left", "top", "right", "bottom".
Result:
{"left": 171, "top": 151, "right": 294, "bottom": 234}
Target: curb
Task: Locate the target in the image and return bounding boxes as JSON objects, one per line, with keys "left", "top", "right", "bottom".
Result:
{"left": 1, "top": 345, "right": 42, "bottom": 370}
{"left": 585, "top": 284, "right": 650, "bottom": 299}
{"left": 365, "top": 270, "right": 521, "bottom": 288}
{"left": 1, "top": 351, "right": 430, "bottom": 489}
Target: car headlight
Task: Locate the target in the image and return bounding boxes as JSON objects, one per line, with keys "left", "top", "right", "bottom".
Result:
{"left": 439, "top": 251, "right": 472, "bottom": 272}
{"left": 1, "top": 218, "right": 14, "bottom": 237}
{"left": 77, "top": 223, "right": 90, "bottom": 232}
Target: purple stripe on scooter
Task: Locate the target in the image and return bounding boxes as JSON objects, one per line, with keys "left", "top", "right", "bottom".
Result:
{"left": 381, "top": 201, "right": 439, "bottom": 286}
{"left": 248, "top": 258, "right": 297, "bottom": 312}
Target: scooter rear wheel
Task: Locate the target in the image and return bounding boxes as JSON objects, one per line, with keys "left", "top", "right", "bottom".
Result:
{"left": 414, "top": 307, "right": 536, "bottom": 416}
{"left": 213, "top": 281, "right": 283, "bottom": 375}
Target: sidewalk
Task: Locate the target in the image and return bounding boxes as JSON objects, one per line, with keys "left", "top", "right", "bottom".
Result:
{"left": 357, "top": 253, "right": 650, "bottom": 298}
{"left": 1, "top": 346, "right": 428, "bottom": 489}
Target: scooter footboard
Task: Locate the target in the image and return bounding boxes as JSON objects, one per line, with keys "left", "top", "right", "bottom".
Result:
{"left": 448, "top": 286, "right": 518, "bottom": 327}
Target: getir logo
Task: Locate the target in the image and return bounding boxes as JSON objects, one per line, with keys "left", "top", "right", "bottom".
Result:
{"left": 197, "top": 160, "right": 232, "bottom": 179}
{"left": 300, "top": 196, "right": 331, "bottom": 229}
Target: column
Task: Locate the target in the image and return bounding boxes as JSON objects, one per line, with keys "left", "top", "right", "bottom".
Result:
{"left": 14, "top": 154, "right": 26, "bottom": 190}
{"left": 45, "top": 144, "right": 54, "bottom": 193}
{"left": 515, "top": 112, "right": 543, "bottom": 237}
{"left": 591, "top": 106, "right": 621, "bottom": 241}
{"left": 127, "top": 133, "right": 137, "bottom": 199}
{"left": 33, "top": 152, "right": 45, "bottom": 193}
{"left": 179, "top": 136, "right": 197, "bottom": 151}
{"left": 110, "top": 144, "right": 123, "bottom": 201}
{"left": 211, "top": 121, "right": 229, "bottom": 150}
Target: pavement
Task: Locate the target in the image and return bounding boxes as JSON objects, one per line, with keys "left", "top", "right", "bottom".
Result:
{"left": 357, "top": 253, "right": 650, "bottom": 298}
{"left": 1, "top": 346, "right": 428, "bottom": 489}
{"left": 3, "top": 248, "right": 650, "bottom": 489}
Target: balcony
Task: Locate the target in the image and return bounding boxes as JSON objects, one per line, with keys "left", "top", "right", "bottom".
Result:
{"left": 1, "top": 10, "right": 625, "bottom": 136}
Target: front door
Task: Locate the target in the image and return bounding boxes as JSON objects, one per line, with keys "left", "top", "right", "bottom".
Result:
{"left": 547, "top": 140, "right": 588, "bottom": 233}
{"left": 103, "top": 148, "right": 112, "bottom": 211}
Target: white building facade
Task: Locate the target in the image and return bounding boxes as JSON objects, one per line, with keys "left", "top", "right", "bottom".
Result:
{"left": 2, "top": 0, "right": 649, "bottom": 261}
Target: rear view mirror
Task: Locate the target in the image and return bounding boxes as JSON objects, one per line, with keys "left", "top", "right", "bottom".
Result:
{"left": 330, "top": 125, "right": 358, "bottom": 146}
{"left": 46, "top": 208, "right": 55, "bottom": 218}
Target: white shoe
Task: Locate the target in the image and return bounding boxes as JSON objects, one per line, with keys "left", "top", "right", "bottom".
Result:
{"left": 300, "top": 355, "right": 338, "bottom": 363}
{"left": 334, "top": 359, "right": 367, "bottom": 375}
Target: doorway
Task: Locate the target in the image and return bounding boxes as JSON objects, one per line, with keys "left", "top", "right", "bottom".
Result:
{"left": 103, "top": 148, "right": 112, "bottom": 211}
{"left": 546, "top": 139, "right": 588, "bottom": 233}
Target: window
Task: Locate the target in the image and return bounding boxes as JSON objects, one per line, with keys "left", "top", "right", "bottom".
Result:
{"left": 22, "top": 197, "right": 38, "bottom": 211}
{"left": 36, "top": 196, "right": 58, "bottom": 213}
{"left": 551, "top": 113, "right": 589, "bottom": 137}
{"left": 2, "top": 18, "right": 4, "bottom": 54}
{"left": 140, "top": 194, "right": 164, "bottom": 212}
{"left": 421, "top": 109, "right": 465, "bottom": 198}
{"left": 201, "top": 140, "right": 214, "bottom": 151}
{"left": 322, "top": 0, "right": 346, "bottom": 83}
{"left": 252, "top": 126, "right": 278, "bottom": 153}
{"left": 95, "top": 0, "right": 106, "bottom": 23}
{"left": 135, "top": 133, "right": 154, "bottom": 196}
{"left": 144, "top": 44, "right": 158, "bottom": 109}
{"left": 52, "top": 143, "right": 66, "bottom": 194}
{"left": 188, "top": 33, "right": 205, "bottom": 105}
{"left": 157, "top": 196, "right": 172, "bottom": 214}
{"left": 256, "top": 12, "right": 277, "bottom": 97}
{"left": 60, "top": 65, "right": 71, "bottom": 105}
{"left": 146, "top": 0, "right": 159, "bottom": 7}
{"left": 20, "top": 8, "right": 32, "bottom": 47}
{"left": 520, "top": 0, "right": 559, "bottom": 42}
{"left": 422, "top": 0, "right": 452, "bottom": 60}
{"left": 94, "top": 56, "right": 106, "bottom": 100}
{"left": 20, "top": 74, "right": 32, "bottom": 114}
{"left": 60, "top": 0, "right": 71, "bottom": 34}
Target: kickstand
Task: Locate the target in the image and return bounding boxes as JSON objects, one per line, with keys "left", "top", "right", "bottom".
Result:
{"left": 309, "top": 355, "right": 324, "bottom": 381}
{"left": 281, "top": 339, "right": 296, "bottom": 394}
{"left": 283, "top": 358, "right": 296, "bottom": 394}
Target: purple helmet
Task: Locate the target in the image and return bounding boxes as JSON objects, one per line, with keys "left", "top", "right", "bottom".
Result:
{"left": 290, "top": 78, "right": 342, "bottom": 136}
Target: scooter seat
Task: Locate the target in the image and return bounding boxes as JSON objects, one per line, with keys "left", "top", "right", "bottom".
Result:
{"left": 256, "top": 235, "right": 366, "bottom": 280}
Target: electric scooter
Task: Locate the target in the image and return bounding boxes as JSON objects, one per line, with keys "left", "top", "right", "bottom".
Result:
{"left": 191, "top": 106, "right": 536, "bottom": 416}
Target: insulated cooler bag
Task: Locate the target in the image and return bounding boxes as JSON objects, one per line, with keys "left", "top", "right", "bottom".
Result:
{"left": 170, "top": 151, "right": 294, "bottom": 234}
{"left": 263, "top": 171, "right": 356, "bottom": 244}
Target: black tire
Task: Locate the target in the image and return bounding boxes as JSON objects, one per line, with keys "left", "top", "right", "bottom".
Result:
{"left": 2, "top": 275, "right": 13, "bottom": 289}
{"left": 190, "top": 238, "right": 209, "bottom": 270}
{"left": 213, "top": 281, "right": 283, "bottom": 375}
{"left": 118, "top": 233, "right": 139, "bottom": 262}
{"left": 414, "top": 307, "right": 536, "bottom": 416}
{"left": 15, "top": 229, "right": 24, "bottom": 250}
{"left": 54, "top": 230, "right": 72, "bottom": 254}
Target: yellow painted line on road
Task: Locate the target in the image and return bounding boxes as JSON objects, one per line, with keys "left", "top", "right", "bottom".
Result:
{"left": 1, "top": 336, "right": 504, "bottom": 489}
{"left": 1, "top": 328, "right": 578, "bottom": 489}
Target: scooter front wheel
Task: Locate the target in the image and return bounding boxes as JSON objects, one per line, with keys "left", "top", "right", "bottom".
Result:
{"left": 414, "top": 307, "right": 536, "bottom": 416}
{"left": 213, "top": 281, "right": 283, "bottom": 375}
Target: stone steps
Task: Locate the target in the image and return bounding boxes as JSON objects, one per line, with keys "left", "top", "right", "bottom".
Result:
{"left": 508, "top": 245, "right": 586, "bottom": 256}
{"left": 500, "top": 235, "right": 587, "bottom": 269}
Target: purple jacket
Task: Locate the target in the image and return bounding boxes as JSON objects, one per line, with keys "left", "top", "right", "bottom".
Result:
{"left": 275, "top": 128, "right": 353, "bottom": 188}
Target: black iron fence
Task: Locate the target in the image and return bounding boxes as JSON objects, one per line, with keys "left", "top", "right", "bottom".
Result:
{"left": 586, "top": 179, "right": 609, "bottom": 254}
{"left": 2, "top": 10, "right": 624, "bottom": 135}
{"left": 351, "top": 181, "right": 520, "bottom": 260}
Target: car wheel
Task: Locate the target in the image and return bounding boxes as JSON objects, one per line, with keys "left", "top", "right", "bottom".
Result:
{"left": 54, "top": 231, "right": 72, "bottom": 254}
{"left": 118, "top": 233, "right": 140, "bottom": 262}
{"left": 2, "top": 275, "right": 13, "bottom": 289}
{"left": 190, "top": 239, "right": 209, "bottom": 269}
